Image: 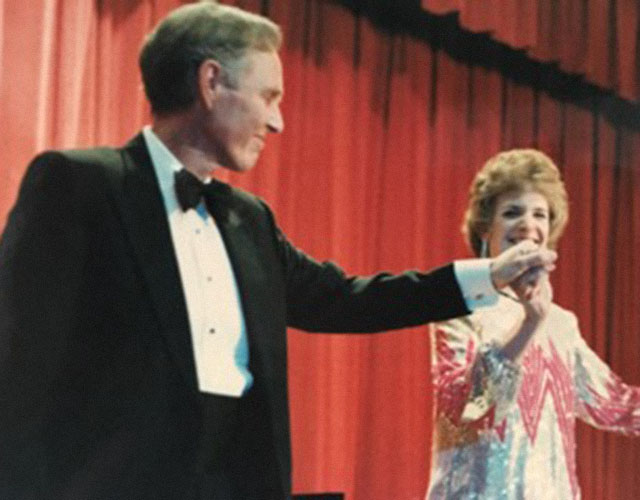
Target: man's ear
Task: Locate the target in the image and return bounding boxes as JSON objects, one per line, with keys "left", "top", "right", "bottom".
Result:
{"left": 197, "top": 59, "right": 224, "bottom": 110}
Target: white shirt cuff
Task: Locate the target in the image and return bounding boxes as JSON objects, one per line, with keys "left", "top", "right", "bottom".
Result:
{"left": 453, "top": 258, "right": 499, "bottom": 311}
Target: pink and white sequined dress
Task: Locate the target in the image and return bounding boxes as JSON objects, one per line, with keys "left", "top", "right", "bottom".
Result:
{"left": 426, "top": 295, "right": 640, "bottom": 499}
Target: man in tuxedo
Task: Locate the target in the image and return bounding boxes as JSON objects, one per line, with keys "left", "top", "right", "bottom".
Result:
{"left": 0, "top": 2, "right": 555, "bottom": 499}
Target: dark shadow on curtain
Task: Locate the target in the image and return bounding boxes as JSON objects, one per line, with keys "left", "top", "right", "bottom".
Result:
{"left": 330, "top": 0, "right": 640, "bottom": 131}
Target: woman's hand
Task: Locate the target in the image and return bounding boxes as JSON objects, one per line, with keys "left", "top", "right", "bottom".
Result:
{"left": 512, "top": 270, "right": 553, "bottom": 324}
{"left": 500, "top": 272, "right": 552, "bottom": 361}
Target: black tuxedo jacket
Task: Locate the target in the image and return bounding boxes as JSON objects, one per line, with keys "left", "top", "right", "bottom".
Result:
{"left": 0, "top": 134, "right": 469, "bottom": 499}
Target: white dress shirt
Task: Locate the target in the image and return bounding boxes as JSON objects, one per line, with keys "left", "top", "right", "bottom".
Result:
{"left": 143, "top": 126, "right": 252, "bottom": 397}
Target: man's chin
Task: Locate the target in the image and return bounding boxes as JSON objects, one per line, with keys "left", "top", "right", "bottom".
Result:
{"left": 221, "top": 159, "right": 259, "bottom": 174}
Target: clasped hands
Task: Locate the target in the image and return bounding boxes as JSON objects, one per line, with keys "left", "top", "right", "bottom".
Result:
{"left": 489, "top": 240, "right": 555, "bottom": 323}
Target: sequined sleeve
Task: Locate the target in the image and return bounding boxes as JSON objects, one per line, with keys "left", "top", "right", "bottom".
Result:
{"left": 431, "top": 317, "right": 521, "bottom": 426}
{"left": 571, "top": 313, "right": 640, "bottom": 435}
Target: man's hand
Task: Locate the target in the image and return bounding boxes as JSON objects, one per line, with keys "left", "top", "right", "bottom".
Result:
{"left": 489, "top": 240, "right": 557, "bottom": 290}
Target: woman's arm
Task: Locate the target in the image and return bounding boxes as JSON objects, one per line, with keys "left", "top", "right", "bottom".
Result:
{"left": 432, "top": 317, "right": 520, "bottom": 426}
{"left": 432, "top": 274, "right": 553, "bottom": 426}
{"left": 572, "top": 317, "right": 640, "bottom": 435}
{"left": 501, "top": 272, "right": 553, "bottom": 361}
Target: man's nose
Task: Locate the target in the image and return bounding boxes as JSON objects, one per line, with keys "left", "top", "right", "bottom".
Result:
{"left": 267, "top": 105, "right": 284, "bottom": 134}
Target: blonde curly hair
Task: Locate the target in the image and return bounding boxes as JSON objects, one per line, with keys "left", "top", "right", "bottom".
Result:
{"left": 463, "top": 149, "right": 569, "bottom": 256}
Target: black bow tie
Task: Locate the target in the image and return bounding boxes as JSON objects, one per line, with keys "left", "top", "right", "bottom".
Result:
{"left": 174, "top": 169, "right": 231, "bottom": 218}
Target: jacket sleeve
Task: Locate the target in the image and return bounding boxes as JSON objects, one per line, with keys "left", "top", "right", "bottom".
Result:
{"left": 0, "top": 153, "right": 89, "bottom": 498}
{"left": 571, "top": 313, "right": 640, "bottom": 435}
{"left": 259, "top": 203, "right": 471, "bottom": 333}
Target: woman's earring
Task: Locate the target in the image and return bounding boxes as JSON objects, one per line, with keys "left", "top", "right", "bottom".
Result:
{"left": 480, "top": 239, "right": 489, "bottom": 258}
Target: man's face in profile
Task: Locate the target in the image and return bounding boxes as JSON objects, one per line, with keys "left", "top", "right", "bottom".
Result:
{"left": 204, "top": 50, "right": 285, "bottom": 173}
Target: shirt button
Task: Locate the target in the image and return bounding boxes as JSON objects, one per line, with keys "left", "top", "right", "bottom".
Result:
{"left": 206, "top": 276, "right": 212, "bottom": 282}
{"left": 208, "top": 328, "right": 216, "bottom": 334}
{"left": 195, "top": 229, "right": 201, "bottom": 235}
{"left": 475, "top": 293, "right": 484, "bottom": 300}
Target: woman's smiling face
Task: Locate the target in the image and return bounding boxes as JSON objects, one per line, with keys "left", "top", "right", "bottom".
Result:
{"left": 487, "top": 189, "right": 550, "bottom": 257}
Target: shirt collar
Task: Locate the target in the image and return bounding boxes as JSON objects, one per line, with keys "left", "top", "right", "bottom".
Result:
{"left": 142, "top": 125, "right": 220, "bottom": 217}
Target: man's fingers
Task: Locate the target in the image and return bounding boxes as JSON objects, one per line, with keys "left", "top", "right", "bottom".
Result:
{"left": 514, "top": 239, "right": 538, "bottom": 254}
{"left": 512, "top": 249, "right": 556, "bottom": 281}
{"left": 520, "top": 267, "right": 545, "bottom": 287}
{"left": 490, "top": 243, "right": 557, "bottom": 289}
{"left": 519, "top": 248, "right": 557, "bottom": 269}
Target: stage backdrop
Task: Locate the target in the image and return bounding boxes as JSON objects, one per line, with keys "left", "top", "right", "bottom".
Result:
{"left": 1, "top": 0, "right": 639, "bottom": 499}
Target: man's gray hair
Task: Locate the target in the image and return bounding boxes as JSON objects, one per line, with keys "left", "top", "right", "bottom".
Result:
{"left": 139, "top": 1, "right": 282, "bottom": 115}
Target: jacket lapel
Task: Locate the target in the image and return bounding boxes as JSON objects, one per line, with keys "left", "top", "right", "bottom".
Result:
{"left": 206, "top": 187, "right": 282, "bottom": 384}
{"left": 110, "top": 134, "right": 198, "bottom": 392}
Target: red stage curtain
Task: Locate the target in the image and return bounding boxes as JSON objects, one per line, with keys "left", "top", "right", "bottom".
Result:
{"left": 1, "top": 1, "right": 640, "bottom": 499}
{"left": 421, "top": 0, "right": 640, "bottom": 103}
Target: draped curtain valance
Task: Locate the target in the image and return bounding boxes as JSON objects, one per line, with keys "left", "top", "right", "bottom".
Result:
{"left": 421, "top": 0, "right": 639, "bottom": 103}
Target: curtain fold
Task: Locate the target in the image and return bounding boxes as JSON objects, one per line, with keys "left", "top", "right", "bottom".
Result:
{"left": 421, "top": 0, "right": 640, "bottom": 102}
{"left": 1, "top": 0, "right": 640, "bottom": 498}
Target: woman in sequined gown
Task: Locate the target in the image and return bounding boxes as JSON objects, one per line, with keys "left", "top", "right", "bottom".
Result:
{"left": 426, "top": 149, "right": 640, "bottom": 500}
